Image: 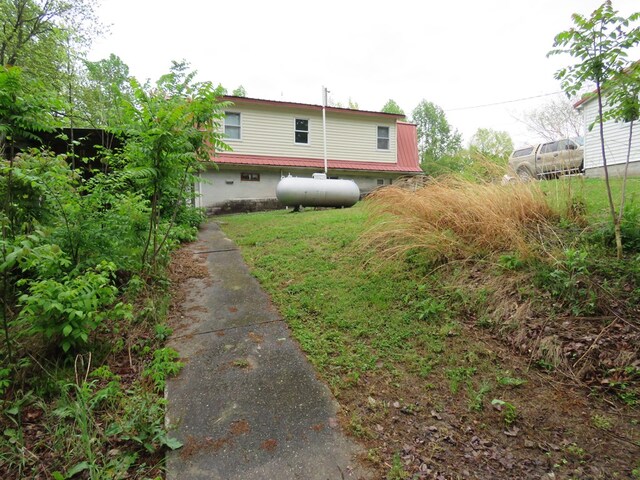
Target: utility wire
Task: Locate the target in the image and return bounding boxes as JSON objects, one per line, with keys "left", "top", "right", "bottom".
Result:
{"left": 445, "top": 91, "right": 564, "bottom": 112}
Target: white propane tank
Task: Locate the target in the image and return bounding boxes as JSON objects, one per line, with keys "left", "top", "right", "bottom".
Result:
{"left": 276, "top": 173, "right": 360, "bottom": 208}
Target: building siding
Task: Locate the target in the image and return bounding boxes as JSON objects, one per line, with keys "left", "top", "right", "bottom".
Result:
{"left": 582, "top": 99, "right": 640, "bottom": 171}
{"left": 223, "top": 103, "right": 397, "bottom": 163}
{"left": 198, "top": 166, "right": 397, "bottom": 208}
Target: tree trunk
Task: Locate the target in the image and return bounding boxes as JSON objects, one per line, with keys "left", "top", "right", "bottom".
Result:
{"left": 596, "top": 80, "right": 621, "bottom": 257}
{"left": 615, "top": 119, "right": 635, "bottom": 260}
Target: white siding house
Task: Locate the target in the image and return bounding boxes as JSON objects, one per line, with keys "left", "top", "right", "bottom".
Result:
{"left": 198, "top": 96, "right": 422, "bottom": 214}
{"left": 576, "top": 95, "right": 640, "bottom": 177}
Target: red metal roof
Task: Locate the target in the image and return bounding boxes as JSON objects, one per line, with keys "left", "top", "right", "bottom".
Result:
{"left": 396, "top": 122, "right": 421, "bottom": 172}
{"left": 222, "top": 95, "right": 405, "bottom": 119}
{"left": 212, "top": 153, "right": 422, "bottom": 173}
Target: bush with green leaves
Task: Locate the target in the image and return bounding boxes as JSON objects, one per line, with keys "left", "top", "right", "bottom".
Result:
{"left": 16, "top": 261, "right": 131, "bottom": 352}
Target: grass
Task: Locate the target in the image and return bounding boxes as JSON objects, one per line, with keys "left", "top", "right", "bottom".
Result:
{"left": 221, "top": 208, "right": 447, "bottom": 391}
{"left": 220, "top": 177, "right": 640, "bottom": 478}
{"left": 541, "top": 176, "right": 640, "bottom": 218}
{"left": 220, "top": 176, "right": 640, "bottom": 394}
{"left": 363, "top": 177, "right": 554, "bottom": 261}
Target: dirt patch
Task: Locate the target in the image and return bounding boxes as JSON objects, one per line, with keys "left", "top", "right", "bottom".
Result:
{"left": 454, "top": 265, "right": 640, "bottom": 405}
{"left": 248, "top": 331, "right": 264, "bottom": 344}
{"left": 339, "top": 328, "right": 640, "bottom": 479}
{"left": 229, "top": 419, "right": 250, "bottom": 436}
{"left": 168, "top": 245, "right": 210, "bottom": 332}
{"left": 179, "top": 434, "right": 234, "bottom": 460}
{"left": 260, "top": 439, "right": 278, "bottom": 452}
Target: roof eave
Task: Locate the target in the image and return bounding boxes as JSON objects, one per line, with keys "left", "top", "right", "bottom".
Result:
{"left": 221, "top": 95, "right": 405, "bottom": 119}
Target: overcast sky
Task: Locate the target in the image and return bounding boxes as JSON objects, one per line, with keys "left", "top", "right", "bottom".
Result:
{"left": 88, "top": 0, "right": 640, "bottom": 148}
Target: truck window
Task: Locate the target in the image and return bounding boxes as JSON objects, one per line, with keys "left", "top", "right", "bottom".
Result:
{"left": 558, "top": 139, "right": 577, "bottom": 150}
{"left": 512, "top": 147, "right": 533, "bottom": 157}
{"left": 541, "top": 142, "right": 557, "bottom": 154}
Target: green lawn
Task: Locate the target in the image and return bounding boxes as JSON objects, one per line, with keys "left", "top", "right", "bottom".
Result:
{"left": 541, "top": 176, "right": 640, "bottom": 219}
{"left": 219, "top": 177, "right": 640, "bottom": 391}
{"left": 219, "top": 186, "right": 640, "bottom": 477}
{"left": 220, "top": 207, "right": 447, "bottom": 390}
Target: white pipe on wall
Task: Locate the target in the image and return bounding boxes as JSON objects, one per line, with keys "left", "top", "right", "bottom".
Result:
{"left": 322, "top": 86, "right": 328, "bottom": 175}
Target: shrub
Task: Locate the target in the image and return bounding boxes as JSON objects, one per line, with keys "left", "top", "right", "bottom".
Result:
{"left": 16, "top": 261, "right": 130, "bottom": 352}
{"left": 363, "top": 177, "right": 555, "bottom": 262}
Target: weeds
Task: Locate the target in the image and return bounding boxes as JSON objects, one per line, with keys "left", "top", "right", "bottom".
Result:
{"left": 491, "top": 399, "right": 518, "bottom": 425}
{"left": 446, "top": 366, "right": 476, "bottom": 394}
{"left": 387, "top": 452, "right": 409, "bottom": 480}
{"left": 142, "top": 347, "right": 183, "bottom": 393}
{"left": 468, "top": 382, "right": 491, "bottom": 411}
{"left": 496, "top": 374, "right": 527, "bottom": 387}
{"left": 592, "top": 414, "right": 613, "bottom": 430}
{"left": 363, "top": 177, "right": 555, "bottom": 261}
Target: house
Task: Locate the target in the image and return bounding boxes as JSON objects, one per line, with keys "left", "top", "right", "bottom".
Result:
{"left": 574, "top": 94, "right": 640, "bottom": 178}
{"left": 196, "top": 96, "right": 422, "bottom": 214}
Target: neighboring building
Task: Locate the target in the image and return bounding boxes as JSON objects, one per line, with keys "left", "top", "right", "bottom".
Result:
{"left": 575, "top": 94, "right": 640, "bottom": 178}
{"left": 197, "top": 96, "right": 422, "bottom": 214}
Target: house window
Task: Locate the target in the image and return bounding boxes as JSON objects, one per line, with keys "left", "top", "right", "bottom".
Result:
{"left": 295, "top": 118, "right": 309, "bottom": 144}
{"left": 225, "top": 112, "right": 241, "bottom": 139}
{"left": 377, "top": 126, "right": 389, "bottom": 150}
{"left": 377, "top": 179, "right": 384, "bottom": 185}
{"left": 240, "top": 172, "right": 260, "bottom": 181}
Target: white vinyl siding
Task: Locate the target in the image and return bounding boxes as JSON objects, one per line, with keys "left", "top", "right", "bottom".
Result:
{"left": 582, "top": 99, "right": 640, "bottom": 170}
{"left": 222, "top": 103, "right": 397, "bottom": 163}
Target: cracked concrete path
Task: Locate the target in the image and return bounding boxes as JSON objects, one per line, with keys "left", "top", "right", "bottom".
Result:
{"left": 166, "top": 221, "right": 368, "bottom": 480}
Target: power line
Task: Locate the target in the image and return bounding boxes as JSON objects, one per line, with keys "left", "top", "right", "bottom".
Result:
{"left": 445, "top": 91, "right": 564, "bottom": 112}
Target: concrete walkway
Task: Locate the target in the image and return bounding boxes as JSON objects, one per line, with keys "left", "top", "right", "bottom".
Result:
{"left": 166, "top": 221, "right": 368, "bottom": 480}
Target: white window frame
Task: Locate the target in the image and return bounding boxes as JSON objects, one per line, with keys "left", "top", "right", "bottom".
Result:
{"left": 377, "top": 125, "right": 390, "bottom": 150}
{"left": 294, "top": 117, "right": 310, "bottom": 145}
{"left": 224, "top": 111, "right": 242, "bottom": 141}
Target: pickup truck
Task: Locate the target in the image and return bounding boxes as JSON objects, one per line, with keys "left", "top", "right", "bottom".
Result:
{"left": 508, "top": 138, "right": 584, "bottom": 180}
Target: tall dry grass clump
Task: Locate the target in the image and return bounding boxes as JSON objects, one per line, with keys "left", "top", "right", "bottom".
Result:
{"left": 363, "top": 177, "right": 555, "bottom": 261}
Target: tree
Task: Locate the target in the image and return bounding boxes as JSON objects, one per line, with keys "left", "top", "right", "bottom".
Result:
{"left": 549, "top": 0, "right": 640, "bottom": 259}
{"left": 411, "top": 100, "right": 462, "bottom": 165}
{"left": 0, "top": 66, "right": 56, "bottom": 160}
{"left": 381, "top": 99, "right": 405, "bottom": 116}
{"left": 469, "top": 128, "right": 513, "bottom": 159}
{"left": 80, "top": 54, "right": 132, "bottom": 129}
{"left": 0, "top": 0, "right": 102, "bottom": 86}
{"left": 520, "top": 96, "right": 583, "bottom": 141}
{"left": 120, "top": 61, "right": 231, "bottom": 269}
{"left": 232, "top": 85, "right": 246, "bottom": 97}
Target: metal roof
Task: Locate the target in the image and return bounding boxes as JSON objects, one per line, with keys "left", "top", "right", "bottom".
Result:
{"left": 396, "top": 122, "right": 421, "bottom": 171}
{"left": 221, "top": 95, "right": 406, "bottom": 119}
{"left": 212, "top": 153, "right": 422, "bottom": 173}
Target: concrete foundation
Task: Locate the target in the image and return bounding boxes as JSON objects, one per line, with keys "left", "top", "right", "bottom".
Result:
{"left": 585, "top": 161, "right": 640, "bottom": 178}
